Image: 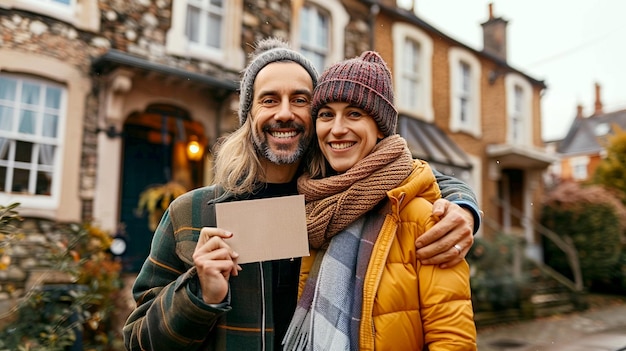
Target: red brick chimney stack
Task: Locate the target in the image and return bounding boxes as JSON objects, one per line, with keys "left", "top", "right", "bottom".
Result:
{"left": 576, "top": 104, "right": 584, "bottom": 118}
{"left": 481, "top": 3, "right": 508, "bottom": 61}
{"left": 594, "top": 82, "right": 603, "bottom": 115}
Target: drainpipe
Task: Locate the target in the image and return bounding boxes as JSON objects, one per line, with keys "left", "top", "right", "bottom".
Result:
{"left": 369, "top": 2, "right": 380, "bottom": 50}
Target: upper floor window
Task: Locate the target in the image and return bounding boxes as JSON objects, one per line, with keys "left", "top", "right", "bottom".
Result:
{"left": 4, "top": 0, "right": 99, "bottom": 32}
{"left": 449, "top": 47, "right": 481, "bottom": 137}
{"left": 400, "top": 39, "right": 421, "bottom": 111}
{"left": 392, "top": 23, "right": 434, "bottom": 121}
{"left": 0, "top": 74, "right": 65, "bottom": 196}
{"left": 504, "top": 73, "right": 533, "bottom": 145}
{"left": 511, "top": 85, "right": 523, "bottom": 143}
{"left": 185, "top": 0, "right": 223, "bottom": 51}
{"left": 32, "top": 0, "right": 74, "bottom": 15}
{"left": 570, "top": 156, "right": 589, "bottom": 181}
{"left": 40, "top": 0, "right": 71, "bottom": 6}
{"left": 594, "top": 122, "right": 610, "bottom": 136}
{"left": 458, "top": 62, "right": 472, "bottom": 124}
{"left": 292, "top": 0, "right": 348, "bottom": 73}
{"left": 299, "top": 5, "right": 329, "bottom": 73}
{"left": 166, "top": 0, "right": 243, "bottom": 70}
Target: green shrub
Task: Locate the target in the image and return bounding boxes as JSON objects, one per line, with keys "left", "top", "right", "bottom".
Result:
{"left": 0, "top": 204, "right": 123, "bottom": 351}
{"left": 541, "top": 182, "right": 626, "bottom": 291}
{"left": 468, "top": 235, "right": 528, "bottom": 311}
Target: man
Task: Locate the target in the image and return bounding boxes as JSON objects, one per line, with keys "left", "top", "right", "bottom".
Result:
{"left": 123, "top": 38, "right": 480, "bottom": 351}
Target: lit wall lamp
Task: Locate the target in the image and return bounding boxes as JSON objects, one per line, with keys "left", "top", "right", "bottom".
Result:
{"left": 186, "top": 135, "right": 204, "bottom": 161}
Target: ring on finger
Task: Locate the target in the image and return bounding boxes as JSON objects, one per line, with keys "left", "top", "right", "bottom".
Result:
{"left": 453, "top": 244, "right": 462, "bottom": 255}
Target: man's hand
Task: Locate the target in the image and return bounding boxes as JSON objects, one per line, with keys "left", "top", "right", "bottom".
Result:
{"left": 193, "top": 227, "right": 241, "bottom": 304}
{"left": 415, "top": 199, "right": 474, "bottom": 268}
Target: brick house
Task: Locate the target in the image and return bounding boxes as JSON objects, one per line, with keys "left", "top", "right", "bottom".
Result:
{"left": 0, "top": 0, "right": 555, "bottom": 327}
{"left": 367, "top": 1, "right": 555, "bottom": 260}
{"left": 550, "top": 83, "right": 626, "bottom": 183}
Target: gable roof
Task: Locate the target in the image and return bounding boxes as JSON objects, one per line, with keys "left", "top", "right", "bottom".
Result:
{"left": 558, "top": 109, "right": 626, "bottom": 155}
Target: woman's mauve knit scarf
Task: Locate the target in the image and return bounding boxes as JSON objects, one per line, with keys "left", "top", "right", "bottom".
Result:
{"left": 297, "top": 135, "right": 414, "bottom": 248}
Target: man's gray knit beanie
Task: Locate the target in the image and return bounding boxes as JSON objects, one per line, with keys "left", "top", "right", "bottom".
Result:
{"left": 238, "top": 37, "right": 319, "bottom": 126}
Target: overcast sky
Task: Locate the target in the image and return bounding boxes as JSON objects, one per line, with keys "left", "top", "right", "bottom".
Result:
{"left": 405, "top": 0, "right": 626, "bottom": 141}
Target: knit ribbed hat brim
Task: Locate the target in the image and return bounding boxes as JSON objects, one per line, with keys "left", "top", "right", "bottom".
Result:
{"left": 311, "top": 51, "right": 397, "bottom": 136}
{"left": 238, "top": 38, "right": 319, "bottom": 126}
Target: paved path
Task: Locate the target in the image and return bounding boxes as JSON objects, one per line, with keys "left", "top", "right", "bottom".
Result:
{"left": 477, "top": 296, "right": 626, "bottom": 351}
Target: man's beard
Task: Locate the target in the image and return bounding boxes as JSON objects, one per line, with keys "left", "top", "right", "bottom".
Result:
{"left": 252, "top": 122, "right": 312, "bottom": 165}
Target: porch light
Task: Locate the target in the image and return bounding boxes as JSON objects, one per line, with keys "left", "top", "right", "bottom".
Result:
{"left": 187, "top": 136, "right": 203, "bottom": 161}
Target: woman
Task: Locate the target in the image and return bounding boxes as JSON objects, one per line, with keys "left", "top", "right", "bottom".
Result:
{"left": 283, "top": 51, "right": 477, "bottom": 351}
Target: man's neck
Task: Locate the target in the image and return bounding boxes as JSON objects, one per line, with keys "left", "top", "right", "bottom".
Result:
{"left": 260, "top": 158, "right": 301, "bottom": 184}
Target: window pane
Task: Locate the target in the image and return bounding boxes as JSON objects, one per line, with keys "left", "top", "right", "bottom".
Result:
{"left": 36, "top": 170, "right": 53, "bottom": 195}
{"left": 461, "top": 63, "right": 470, "bottom": 92}
{"left": 45, "top": 86, "right": 62, "bottom": 109}
{"left": 460, "top": 98, "right": 468, "bottom": 122}
{"left": 186, "top": 6, "right": 201, "bottom": 43}
{"left": 314, "top": 13, "right": 328, "bottom": 47}
{"left": 19, "top": 110, "right": 36, "bottom": 134}
{"left": 206, "top": 13, "right": 222, "bottom": 48}
{"left": 12, "top": 168, "right": 29, "bottom": 193}
{"left": 52, "top": 0, "right": 71, "bottom": 5}
{"left": 38, "top": 144, "right": 56, "bottom": 166}
{"left": 0, "top": 106, "right": 13, "bottom": 131}
{"left": 0, "top": 138, "right": 10, "bottom": 160}
{"left": 15, "top": 140, "right": 33, "bottom": 163}
{"left": 21, "top": 83, "right": 40, "bottom": 105}
{"left": 42, "top": 113, "right": 59, "bottom": 138}
{"left": 300, "top": 9, "right": 311, "bottom": 42}
{"left": 210, "top": 0, "right": 222, "bottom": 5}
{"left": 0, "top": 166, "right": 6, "bottom": 192}
{"left": 0, "top": 77, "right": 17, "bottom": 101}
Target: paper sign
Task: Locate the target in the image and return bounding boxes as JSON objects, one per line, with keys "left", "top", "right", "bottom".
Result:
{"left": 215, "top": 195, "right": 309, "bottom": 264}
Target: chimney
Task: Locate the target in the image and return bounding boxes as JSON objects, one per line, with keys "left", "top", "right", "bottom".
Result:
{"left": 594, "top": 82, "right": 603, "bottom": 115}
{"left": 576, "top": 103, "right": 584, "bottom": 118}
{"left": 481, "top": 3, "right": 508, "bottom": 61}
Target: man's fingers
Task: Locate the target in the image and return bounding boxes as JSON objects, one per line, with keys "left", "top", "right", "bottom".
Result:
{"left": 419, "top": 229, "right": 474, "bottom": 266}
{"left": 431, "top": 198, "right": 448, "bottom": 218}
{"left": 194, "top": 235, "right": 239, "bottom": 261}
{"left": 416, "top": 231, "right": 458, "bottom": 260}
{"left": 197, "top": 227, "right": 233, "bottom": 247}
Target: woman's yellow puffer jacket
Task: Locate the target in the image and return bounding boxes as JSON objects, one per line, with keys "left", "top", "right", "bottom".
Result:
{"left": 299, "top": 160, "right": 477, "bottom": 351}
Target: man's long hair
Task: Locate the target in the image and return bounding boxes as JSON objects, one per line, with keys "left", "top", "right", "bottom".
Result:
{"left": 212, "top": 118, "right": 264, "bottom": 195}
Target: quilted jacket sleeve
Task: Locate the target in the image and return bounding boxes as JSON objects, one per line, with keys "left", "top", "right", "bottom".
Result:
{"left": 418, "top": 212, "right": 477, "bottom": 351}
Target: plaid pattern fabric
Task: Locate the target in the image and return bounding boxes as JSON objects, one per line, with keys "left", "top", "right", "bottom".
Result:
{"left": 123, "top": 184, "right": 298, "bottom": 351}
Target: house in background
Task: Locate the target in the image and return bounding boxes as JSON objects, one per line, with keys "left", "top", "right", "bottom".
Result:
{"left": 551, "top": 83, "right": 626, "bottom": 183}
{"left": 0, "top": 0, "right": 558, "bottom": 323}
{"left": 367, "top": 1, "right": 555, "bottom": 260}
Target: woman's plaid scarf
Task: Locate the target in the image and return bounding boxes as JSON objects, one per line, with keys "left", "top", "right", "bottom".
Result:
{"left": 283, "top": 136, "right": 413, "bottom": 350}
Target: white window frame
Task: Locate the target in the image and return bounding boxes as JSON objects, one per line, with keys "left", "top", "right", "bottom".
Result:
{"left": 291, "top": 0, "right": 348, "bottom": 72}
{"left": 2, "top": 0, "right": 100, "bottom": 32}
{"left": 185, "top": 0, "right": 224, "bottom": 51}
{"left": 570, "top": 156, "right": 589, "bottom": 181}
{"left": 166, "top": 0, "right": 244, "bottom": 70}
{"left": 504, "top": 73, "right": 533, "bottom": 145}
{"left": 392, "top": 23, "right": 434, "bottom": 122}
{"left": 0, "top": 73, "right": 66, "bottom": 205}
{"left": 0, "top": 49, "right": 88, "bottom": 220}
{"left": 449, "top": 47, "right": 481, "bottom": 138}
{"left": 298, "top": 5, "right": 330, "bottom": 74}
